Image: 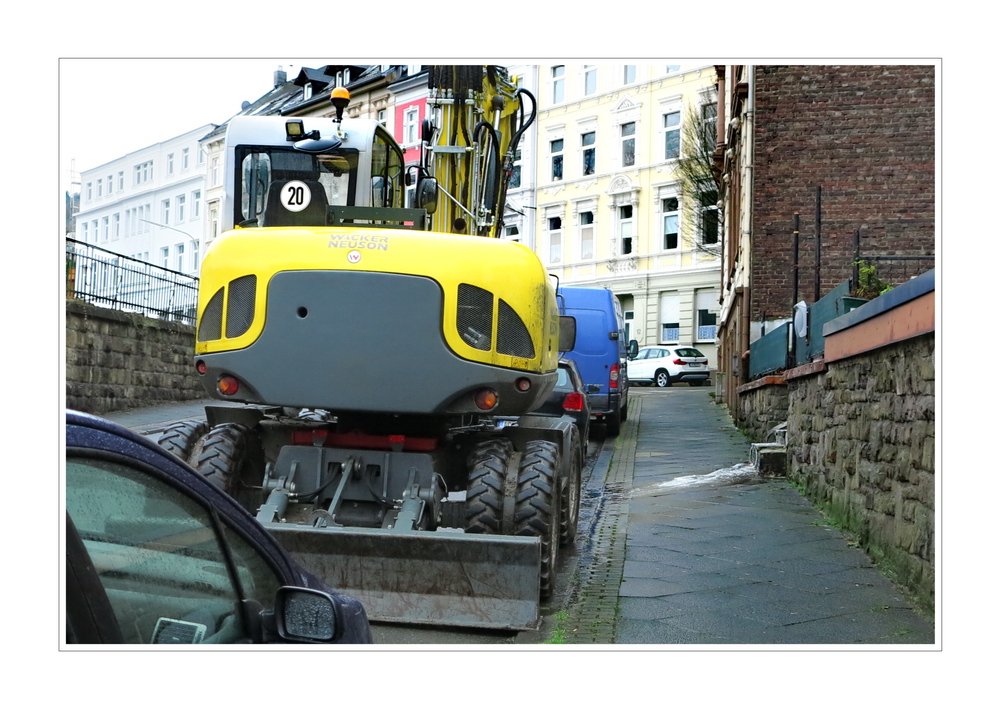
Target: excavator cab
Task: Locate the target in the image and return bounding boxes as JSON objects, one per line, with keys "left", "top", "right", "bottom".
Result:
{"left": 223, "top": 118, "right": 408, "bottom": 231}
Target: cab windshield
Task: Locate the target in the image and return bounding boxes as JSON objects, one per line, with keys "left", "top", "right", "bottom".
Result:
{"left": 236, "top": 147, "right": 359, "bottom": 227}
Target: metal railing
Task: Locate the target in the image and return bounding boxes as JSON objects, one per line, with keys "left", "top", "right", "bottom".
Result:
{"left": 66, "top": 238, "right": 199, "bottom": 326}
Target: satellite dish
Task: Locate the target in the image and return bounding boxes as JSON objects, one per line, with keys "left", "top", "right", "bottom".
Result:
{"left": 793, "top": 301, "right": 809, "bottom": 338}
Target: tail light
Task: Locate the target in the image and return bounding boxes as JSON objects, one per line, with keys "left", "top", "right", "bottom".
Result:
{"left": 609, "top": 363, "right": 620, "bottom": 391}
{"left": 217, "top": 375, "right": 240, "bottom": 396}
{"left": 673, "top": 359, "right": 685, "bottom": 365}
{"left": 562, "top": 392, "right": 585, "bottom": 412}
{"left": 475, "top": 389, "right": 499, "bottom": 411}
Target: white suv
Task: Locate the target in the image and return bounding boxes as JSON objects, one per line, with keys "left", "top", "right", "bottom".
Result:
{"left": 629, "top": 346, "right": 710, "bottom": 387}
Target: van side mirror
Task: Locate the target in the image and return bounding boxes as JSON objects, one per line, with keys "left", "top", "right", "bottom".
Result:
{"left": 627, "top": 340, "right": 639, "bottom": 359}
{"left": 558, "top": 316, "right": 577, "bottom": 352}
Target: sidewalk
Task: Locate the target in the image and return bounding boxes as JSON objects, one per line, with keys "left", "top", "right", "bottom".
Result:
{"left": 609, "top": 387, "right": 935, "bottom": 646}
{"left": 103, "top": 399, "right": 236, "bottom": 437}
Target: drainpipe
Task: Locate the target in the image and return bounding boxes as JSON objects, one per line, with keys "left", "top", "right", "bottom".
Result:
{"left": 740, "top": 65, "right": 755, "bottom": 376}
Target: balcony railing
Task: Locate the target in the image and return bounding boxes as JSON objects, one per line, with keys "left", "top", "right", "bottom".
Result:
{"left": 66, "top": 238, "right": 199, "bottom": 326}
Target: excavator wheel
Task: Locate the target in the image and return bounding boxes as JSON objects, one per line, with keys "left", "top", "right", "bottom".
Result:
{"left": 464, "top": 438, "right": 514, "bottom": 535}
{"left": 559, "top": 429, "right": 583, "bottom": 548}
{"left": 514, "top": 440, "right": 561, "bottom": 600}
{"left": 191, "top": 423, "right": 264, "bottom": 512}
{"left": 157, "top": 419, "right": 210, "bottom": 463}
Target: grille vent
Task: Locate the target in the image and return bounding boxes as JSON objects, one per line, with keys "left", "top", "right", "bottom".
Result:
{"left": 197, "top": 288, "right": 224, "bottom": 342}
{"left": 225, "top": 275, "right": 257, "bottom": 338}
{"left": 457, "top": 284, "right": 493, "bottom": 350}
{"left": 497, "top": 299, "right": 535, "bottom": 358}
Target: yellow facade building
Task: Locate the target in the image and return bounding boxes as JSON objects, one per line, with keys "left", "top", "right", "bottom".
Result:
{"left": 529, "top": 63, "right": 722, "bottom": 368}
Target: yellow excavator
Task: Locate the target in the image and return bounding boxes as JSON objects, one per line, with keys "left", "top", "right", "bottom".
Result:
{"left": 159, "top": 66, "right": 583, "bottom": 629}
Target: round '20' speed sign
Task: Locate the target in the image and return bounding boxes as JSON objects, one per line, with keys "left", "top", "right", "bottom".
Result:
{"left": 280, "top": 180, "right": 312, "bottom": 212}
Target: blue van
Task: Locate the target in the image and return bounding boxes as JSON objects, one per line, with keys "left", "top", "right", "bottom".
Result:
{"left": 557, "top": 287, "right": 630, "bottom": 437}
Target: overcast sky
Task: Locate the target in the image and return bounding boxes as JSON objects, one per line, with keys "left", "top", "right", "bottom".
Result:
{"left": 59, "top": 58, "right": 317, "bottom": 189}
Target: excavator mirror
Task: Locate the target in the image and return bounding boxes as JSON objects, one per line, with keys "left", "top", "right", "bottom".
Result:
{"left": 416, "top": 177, "right": 438, "bottom": 214}
{"left": 558, "top": 316, "right": 577, "bottom": 352}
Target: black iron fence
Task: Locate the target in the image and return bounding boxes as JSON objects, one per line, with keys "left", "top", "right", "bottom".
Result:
{"left": 66, "top": 238, "right": 199, "bottom": 326}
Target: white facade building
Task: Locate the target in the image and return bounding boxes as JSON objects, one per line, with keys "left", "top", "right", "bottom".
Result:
{"left": 75, "top": 124, "right": 215, "bottom": 276}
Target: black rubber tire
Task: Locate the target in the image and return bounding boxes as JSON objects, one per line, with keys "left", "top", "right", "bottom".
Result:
{"left": 464, "top": 438, "right": 514, "bottom": 535}
{"left": 559, "top": 429, "right": 583, "bottom": 548}
{"left": 157, "top": 419, "right": 210, "bottom": 462}
{"left": 191, "top": 423, "right": 263, "bottom": 512}
{"left": 655, "top": 370, "right": 672, "bottom": 388}
{"left": 514, "top": 440, "right": 561, "bottom": 600}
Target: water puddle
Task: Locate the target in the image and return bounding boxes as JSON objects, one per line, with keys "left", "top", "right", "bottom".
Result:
{"left": 632, "top": 462, "right": 759, "bottom": 495}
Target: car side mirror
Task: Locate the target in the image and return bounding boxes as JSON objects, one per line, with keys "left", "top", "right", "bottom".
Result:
{"left": 272, "top": 586, "right": 340, "bottom": 643}
{"left": 559, "top": 316, "right": 577, "bottom": 352}
{"left": 627, "top": 339, "right": 639, "bottom": 359}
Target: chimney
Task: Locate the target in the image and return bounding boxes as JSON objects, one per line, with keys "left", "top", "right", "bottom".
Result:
{"left": 274, "top": 65, "right": 287, "bottom": 87}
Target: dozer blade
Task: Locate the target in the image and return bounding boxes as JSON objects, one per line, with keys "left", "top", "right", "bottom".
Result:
{"left": 266, "top": 524, "right": 542, "bottom": 630}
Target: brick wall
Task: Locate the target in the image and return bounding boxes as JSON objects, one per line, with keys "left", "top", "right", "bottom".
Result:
{"left": 751, "top": 65, "right": 935, "bottom": 320}
{"left": 66, "top": 300, "right": 206, "bottom": 414}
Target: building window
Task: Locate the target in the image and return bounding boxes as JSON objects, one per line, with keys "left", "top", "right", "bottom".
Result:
{"left": 621, "top": 122, "right": 635, "bottom": 167}
{"left": 582, "top": 132, "right": 596, "bottom": 176}
{"left": 211, "top": 157, "right": 221, "bottom": 187}
{"left": 579, "top": 211, "right": 594, "bottom": 260}
{"left": 161, "top": 247, "right": 169, "bottom": 268}
{"left": 504, "top": 225, "right": 520, "bottom": 243}
{"left": 182, "top": 148, "right": 190, "bottom": 171}
{"left": 175, "top": 243, "right": 185, "bottom": 272}
{"left": 696, "top": 289, "right": 719, "bottom": 341}
{"left": 96, "top": 179, "right": 103, "bottom": 198}
{"left": 177, "top": 194, "right": 186, "bottom": 222}
{"left": 701, "top": 103, "right": 718, "bottom": 151}
{"left": 107, "top": 175, "right": 114, "bottom": 194}
{"left": 548, "top": 216, "right": 562, "bottom": 264}
{"left": 509, "top": 149, "right": 522, "bottom": 189}
{"left": 167, "top": 153, "right": 174, "bottom": 175}
{"left": 192, "top": 241, "right": 200, "bottom": 271}
{"left": 551, "top": 139, "right": 564, "bottom": 181}
{"left": 701, "top": 191, "right": 719, "bottom": 245}
{"left": 583, "top": 65, "right": 597, "bottom": 96}
{"left": 660, "top": 292, "right": 680, "bottom": 342}
{"left": 162, "top": 198, "right": 170, "bottom": 224}
{"left": 662, "top": 197, "right": 680, "bottom": 249}
{"left": 113, "top": 213, "right": 120, "bottom": 239}
{"left": 134, "top": 160, "right": 153, "bottom": 185}
{"left": 664, "top": 111, "right": 681, "bottom": 160}
{"left": 101, "top": 216, "right": 109, "bottom": 242}
{"left": 403, "top": 106, "right": 419, "bottom": 145}
{"left": 193, "top": 190, "right": 201, "bottom": 218}
{"left": 619, "top": 205, "right": 633, "bottom": 255}
{"left": 118, "top": 171, "right": 124, "bottom": 190}
{"left": 81, "top": 221, "right": 89, "bottom": 242}
{"left": 86, "top": 182, "right": 92, "bottom": 201}
{"left": 623, "top": 65, "right": 636, "bottom": 85}
{"left": 303, "top": 84, "right": 313, "bottom": 100}
{"left": 552, "top": 65, "right": 565, "bottom": 103}
{"left": 377, "top": 109, "right": 386, "bottom": 126}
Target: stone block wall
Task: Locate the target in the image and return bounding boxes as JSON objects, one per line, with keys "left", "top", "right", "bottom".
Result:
{"left": 786, "top": 332, "right": 934, "bottom": 611}
{"left": 735, "top": 377, "right": 788, "bottom": 442}
{"left": 66, "top": 300, "right": 205, "bottom": 414}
